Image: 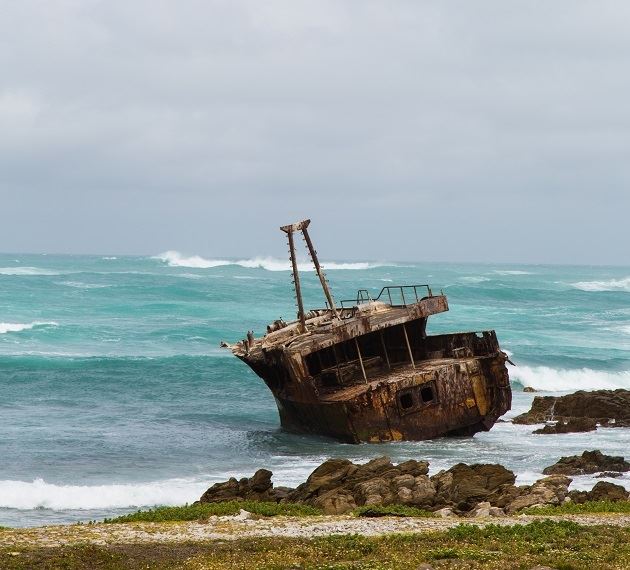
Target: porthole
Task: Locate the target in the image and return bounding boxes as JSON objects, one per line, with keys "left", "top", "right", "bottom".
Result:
{"left": 420, "top": 386, "right": 434, "bottom": 403}
{"left": 399, "top": 391, "right": 414, "bottom": 410}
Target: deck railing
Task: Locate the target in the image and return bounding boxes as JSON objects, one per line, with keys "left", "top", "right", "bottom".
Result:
{"left": 339, "top": 284, "right": 433, "bottom": 309}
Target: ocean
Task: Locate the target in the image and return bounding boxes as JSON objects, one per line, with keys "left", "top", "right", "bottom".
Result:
{"left": 1, "top": 252, "right": 629, "bottom": 527}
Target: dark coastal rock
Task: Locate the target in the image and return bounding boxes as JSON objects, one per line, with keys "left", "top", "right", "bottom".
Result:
{"left": 197, "top": 454, "right": 627, "bottom": 516}
{"left": 287, "top": 456, "right": 433, "bottom": 514}
{"left": 430, "top": 463, "right": 516, "bottom": 511}
{"left": 542, "top": 450, "right": 630, "bottom": 476}
{"left": 533, "top": 417, "right": 597, "bottom": 434}
{"left": 505, "top": 475, "right": 572, "bottom": 514}
{"left": 199, "top": 468, "right": 285, "bottom": 503}
{"left": 569, "top": 481, "right": 630, "bottom": 504}
{"left": 523, "top": 386, "right": 537, "bottom": 393}
{"left": 513, "top": 389, "right": 630, "bottom": 427}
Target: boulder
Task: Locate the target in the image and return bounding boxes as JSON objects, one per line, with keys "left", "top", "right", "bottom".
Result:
{"left": 286, "top": 456, "right": 434, "bottom": 514}
{"left": 199, "top": 468, "right": 282, "bottom": 503}
{"left": 435, "top": 507, "right": 454, "bottom": 518}
{"left": 513, "top": 389, "right": 630, "bottom": 427}
{"left": 506, "top": 475, "right": 572, "bottom": 514}
{"left": 569, "top": 481, "right": 629, "bottom": 504}
{"left": 533, "top": 418, "right": 597, "bottom": 434}
{"left": 543, "top": 450, "right": 630, "bottom": 476}
{"left": 431, "top": 463, "right": 516, "bottom": 511}
{"left": 470, "top": 501, "right": 506, "bottom": 517}
{"left": 313, "top": 490, "right": 357, "bottom": 514}
{"left": 523, "top": 387, "right": 537, "bottom": 393}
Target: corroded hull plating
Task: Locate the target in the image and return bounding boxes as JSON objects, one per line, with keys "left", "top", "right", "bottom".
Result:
{"left": 240, "top": 334, "right": 511, "bottom": 443}
{"left": 228, "top": 219, "right": 512, "bottom": 444}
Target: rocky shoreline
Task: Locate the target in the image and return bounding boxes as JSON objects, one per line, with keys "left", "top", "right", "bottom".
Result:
{"left": 513, "top": 388, "right": 630, "bottom": 429}
{"left": 198, "top": 450, "right": 630, "bottom": 517}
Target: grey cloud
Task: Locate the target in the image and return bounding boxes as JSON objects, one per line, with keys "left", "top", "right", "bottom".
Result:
{"left": 0, "top": 1, "right": 628, "bottom": 263}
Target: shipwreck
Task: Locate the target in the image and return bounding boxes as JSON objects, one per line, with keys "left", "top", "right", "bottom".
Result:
{"left": 226, "top": 219, "right": 512, "bottom": 443}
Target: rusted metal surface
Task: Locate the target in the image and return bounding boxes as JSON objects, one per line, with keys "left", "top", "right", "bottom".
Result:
{"left": 225, "top": 220, "right": 512, "bottom": 443}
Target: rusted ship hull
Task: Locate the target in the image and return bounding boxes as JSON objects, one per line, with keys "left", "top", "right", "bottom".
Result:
{"left": 274, "top": 355, "right": 510, "bottom": 444}
{"left": 240, "top": 331, "right": 511, "bottom": 443}
{"left": 227, "top": 219, "right": 512, "bottom": 444}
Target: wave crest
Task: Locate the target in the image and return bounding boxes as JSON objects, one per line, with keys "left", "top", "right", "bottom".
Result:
{"left": 0, "top": 477, "right": 201, "bottom": 510}
{"left": 571, "top": 277, "right": 630, "bottom": 292}
{"left": 0, "top": 321, "right": 59, "bottom": 334}
{"left": 154, "top": 251, "right": 390, "bottom": 271}
{"left": 0, "top": 267, "right": 59, "bottom": 276}
{"left": 509, "top": 364, "right": 630, "bottom": 391}
{"left": 493, "top": 270, "right": 533, "bottom": 276}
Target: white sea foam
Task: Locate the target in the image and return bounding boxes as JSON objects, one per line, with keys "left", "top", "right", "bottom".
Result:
{"left": 572, "top": 277, "right": 630, "bottom": 292}
{"left": 0, "top": 477, "right": 203, "bottom": 510}
{"left": 102, "top": 256, "right": 117, "bottom": 260}
{"left": 509, "top": 364, "right": 630, "bottom": 391}
{"left": 0, "top": 267, "right": 59, "bottom": 276}
{"left": 154, "top": 251, "right": 391, "bottom": 271}
{"left": 460, "top": 276, "right": 490, "bottom": 283}
{"left": 492, "top": 270, "right": 533, "bottom": 276}
{"left": 58, "top": 281, "right": 112, "bottom": 289}
{"left": 0, "top": 321, "right": 59, "bottom": 334}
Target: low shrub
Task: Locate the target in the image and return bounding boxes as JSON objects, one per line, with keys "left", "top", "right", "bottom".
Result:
{"left": 353, "top": 504, "right": 434, "bottom": 518}
{"left": 104, "top": 501, "right": 322, "bottom": 523}
{"left": 525, "top": 500, "right": 630, "bottom": 515}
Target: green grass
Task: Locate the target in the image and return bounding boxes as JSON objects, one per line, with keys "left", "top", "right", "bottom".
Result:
{"left": 353, "top": 504, "right": 434, "bottom": 518}
{"left": 447, "top": 519, "right": 583, "bottom": 540}
{"left": 2, "top": 521, "right": 629, "bottom": 569}
{"left": 103, "top": 501, "right": 322, "bottom": 523}
{"left": 525, "top": 500, "right": 630, "bottom": 515}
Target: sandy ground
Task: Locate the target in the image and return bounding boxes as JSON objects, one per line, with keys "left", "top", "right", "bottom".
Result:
{"left": 1, "top": 513, "right": 630, "bottom": 549}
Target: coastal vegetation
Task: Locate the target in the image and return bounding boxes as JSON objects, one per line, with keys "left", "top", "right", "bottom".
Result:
{"left": 104, "top": 502, "right": 436, "bottom": 523}
{"left": 353, "top": 504, "right": 434, "bottom": 517}
{"left": 525, "top": 500, "right": 630, "bottom": 515}
{"left": 104, "top": 501, "right": 323, "bottom": 523}
{"left": 2, "top": 520, "right": 630, "bottom": 569}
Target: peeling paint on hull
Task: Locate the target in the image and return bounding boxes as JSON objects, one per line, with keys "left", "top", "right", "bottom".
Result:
{"left": 226, "top": 219, "right": 512, "bottom": 444}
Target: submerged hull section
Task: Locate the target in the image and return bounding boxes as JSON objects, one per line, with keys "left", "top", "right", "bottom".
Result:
{"left": 260, "top": 348, "right": 510, "bottom": 443}
{"left": 235, "top": 327, "right": 512, "bottom": 444}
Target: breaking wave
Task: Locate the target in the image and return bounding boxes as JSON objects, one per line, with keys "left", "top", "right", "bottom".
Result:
{"left": 154, "top": 251, "right": 391, "bottom": 271}
{"left": 0, "top": 321, "right": 59, "bottom": 334}
{"left": 460, "top": 276, "right": 490, "bottom": 283}
{"left": 0, "top": 267, "right": 60, "bottom": 276}
{"left": 57, "top": 281, "right": 112, "bottom": 289}
{"left": 0, "top": 478, "right": 202, "bottom": 511}
{"left": 571, "top": 277, "right": 630, "bottom": 292}
{"left": 509, "top": 364, "right": 630, "bottom": 391}
{"left": 492, "top": 270, "right": 534, "bottom": 276}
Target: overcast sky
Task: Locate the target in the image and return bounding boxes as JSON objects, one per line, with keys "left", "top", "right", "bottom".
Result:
{"left": 0, "top": 1, "right": 628, "bottom": 264}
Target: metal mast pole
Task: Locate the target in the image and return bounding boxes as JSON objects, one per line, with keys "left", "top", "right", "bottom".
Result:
{"left": 281, "top": 224, "right": 306, "bottom": 332}
{"left": 301, "top": 221, "right": 339, "bottom": 319}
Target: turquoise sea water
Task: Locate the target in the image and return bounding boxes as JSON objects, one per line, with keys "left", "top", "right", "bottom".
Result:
{"left": 1, "top": 252, "right": 629, "bottom": 527}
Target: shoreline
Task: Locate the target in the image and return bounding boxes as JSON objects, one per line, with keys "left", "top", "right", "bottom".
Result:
{"left": 2, "top": 513, "right": 630, "bottom": 569}
{"left": 2, "top": 512, "right": 630, "bottom": 548}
